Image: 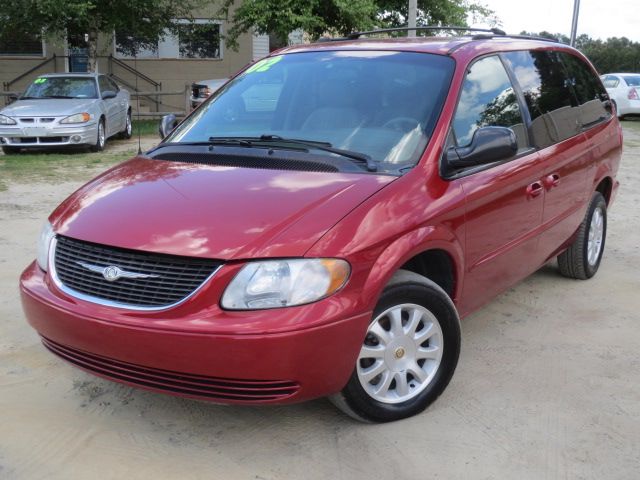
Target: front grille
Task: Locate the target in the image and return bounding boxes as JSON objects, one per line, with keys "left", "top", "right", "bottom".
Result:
{"left": 42, "top": 337, "right": 300, "bottom": 402}
{"left": 53, "top": 235, "right": 221, "bottom": 309}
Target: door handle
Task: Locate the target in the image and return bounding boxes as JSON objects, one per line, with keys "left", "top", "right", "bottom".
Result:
{"left": 544, "top": 173, "right": 560, "bottom": 189}
{"left": 526, "top": 181, "right": 544, "bottom": 198}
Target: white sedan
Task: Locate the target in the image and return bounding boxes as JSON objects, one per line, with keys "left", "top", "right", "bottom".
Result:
{"left": 0, "top": 73, "right": 131, "bottom": 154}
{"left": 601, "top": 73, "right": 640, "bottom": 119}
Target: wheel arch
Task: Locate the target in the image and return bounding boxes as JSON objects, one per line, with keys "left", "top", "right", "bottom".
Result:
{"left": 595, "top": 176, "right": 613, "bottom": 205}
{"left": 360, "top": 225, "right": 464, "bottom": 312}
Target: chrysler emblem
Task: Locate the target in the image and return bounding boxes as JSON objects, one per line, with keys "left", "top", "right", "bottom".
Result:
{"left": 77, "top": 262, "right": 160, "bottom": 282}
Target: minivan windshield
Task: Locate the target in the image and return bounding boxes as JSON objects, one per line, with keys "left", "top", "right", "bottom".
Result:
{"left": 22, "top": 77, "right": 98, "bottom": 99}
{"left": 166, "top": 51, "right": 455, "bottom": 173}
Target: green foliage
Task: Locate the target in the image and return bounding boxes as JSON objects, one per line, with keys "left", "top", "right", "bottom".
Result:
{"left": 0, "top": 0, "right": 206, "bottom": 66}
{"left": 522, "top": 31, "right": 640, "bottom": 73}
{"left": 219, "top": 0, "right": 496, "bottom": 48}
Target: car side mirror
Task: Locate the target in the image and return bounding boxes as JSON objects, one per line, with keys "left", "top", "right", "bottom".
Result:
{"left": 102, "top": 90, "right": 117, "bottom": 100}
{"left": 159, "top": 114, "right": 178, "bottom": 139}
{"left": 8, "top": 93, "right": 19, "bottom": 104}
{"left": 446, "top": 126, "right": 518, "bottom": 169}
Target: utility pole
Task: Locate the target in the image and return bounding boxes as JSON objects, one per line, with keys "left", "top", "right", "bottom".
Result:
{"left": 408, "top": 0, "right": 417, "bottom": 37}
{"left": 570, "top": 0, "right": 580, "bottom": 46}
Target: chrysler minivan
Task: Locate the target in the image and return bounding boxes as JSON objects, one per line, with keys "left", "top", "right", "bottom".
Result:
{"left": 20, "top": 28, "right": 622, "bottom": 422}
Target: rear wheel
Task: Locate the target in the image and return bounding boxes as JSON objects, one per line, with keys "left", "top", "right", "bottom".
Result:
{"left": 1, "top": 146, "right": 20, "bottom": 155}
{"left": 90, "top": 118, "right": 106, "bottom": 152}
{"left": 558, "top": 192, "right": 607, "bottom": 279}
{"left": 330, "top": 270, "right": 461, "bottom": 422}
{"left": 119, "top": 110, "right": 132, "bottom": 139}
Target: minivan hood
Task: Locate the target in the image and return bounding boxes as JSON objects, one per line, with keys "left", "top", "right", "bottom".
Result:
{"left": 1, "top": 98, "right": 97, "bottom": 118}
{"left": 51, "top": 157, "right": 395, "bottom": 259}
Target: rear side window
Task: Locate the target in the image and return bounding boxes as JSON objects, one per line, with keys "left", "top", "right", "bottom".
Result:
{"left": 452, "top": 55, "right": 526, "bottom": 149}
{"left": 602, "top": 75, "right": 619, "bottom": 88}
{"left": 503, "top": 50, "right": 579, "bottom": 149}
{"left": 559, "top": 52, "right": 610, "bottom": 127}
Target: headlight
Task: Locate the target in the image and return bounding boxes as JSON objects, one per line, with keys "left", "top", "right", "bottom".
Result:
{"left": 60, "top": 112, "right": 92, "bottom": 124}
{"left": 36, "top": 221, "right": 55, "bottom": 271}
{"left": 0, "top": 114, "right": 16, "bottom": 125}
{"left": 221, "top": 259, "right": 350, "bottom": 310}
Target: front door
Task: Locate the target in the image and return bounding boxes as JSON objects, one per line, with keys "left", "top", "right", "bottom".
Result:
{"left": 448, "top": 55, "right": 545, "bottom": 315}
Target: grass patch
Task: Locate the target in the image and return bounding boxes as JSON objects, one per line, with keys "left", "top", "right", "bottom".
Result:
{"left": 132, "top": 119, "right": 159, "bottom": 137}
{"left": 0, "top": 149, "right": 133, "bottom": 189}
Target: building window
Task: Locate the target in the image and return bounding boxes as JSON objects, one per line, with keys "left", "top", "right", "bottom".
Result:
{"left": 177, "top": 22, "right": 221, "bottom": 59}
{"left": 115, "top": 20, "right": 222, "bottom": 59}
{"left": 0, "top": 30, "right": 44, "bottom": 56}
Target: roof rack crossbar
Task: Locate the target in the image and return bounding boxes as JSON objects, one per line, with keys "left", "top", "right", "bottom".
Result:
{"left": 346, "top": 26, "right": 506, "bottom": 40}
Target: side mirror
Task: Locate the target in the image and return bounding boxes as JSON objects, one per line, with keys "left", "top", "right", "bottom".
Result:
{"left": 101, "top": 90, "right": 117, "bottom": 100}
{"left": 159, "top": 114, "right": 177, "bottom": 139}
{"left": 8, "top": 94, "right": 19, "bottom": 104}
{"left": 446, "top": 126, "right": 518, "bottom": 169}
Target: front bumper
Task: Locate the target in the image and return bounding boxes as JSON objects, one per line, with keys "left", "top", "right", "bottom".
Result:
{"left": 0, "top": 123, "right": 98, "bottom": 147}
{"left": 20, "top": 262, "right": 370, "bottom": 404}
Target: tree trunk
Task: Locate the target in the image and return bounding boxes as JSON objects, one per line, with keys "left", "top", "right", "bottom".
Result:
{"left": 87, "top": 30, "right": 99, "bottom": 72}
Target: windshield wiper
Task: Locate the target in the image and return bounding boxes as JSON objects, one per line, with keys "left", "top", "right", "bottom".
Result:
{"left": 208, "top": 135, "right": 377, "bottom": 172}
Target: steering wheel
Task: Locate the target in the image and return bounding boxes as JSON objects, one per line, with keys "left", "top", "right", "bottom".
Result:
{"left": 383, "top": 117, "right": 420, "bottom": 133}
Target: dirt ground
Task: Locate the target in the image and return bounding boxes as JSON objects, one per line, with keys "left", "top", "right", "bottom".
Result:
{"left": 1, "top": 126, "right": 639, "bottom": 480}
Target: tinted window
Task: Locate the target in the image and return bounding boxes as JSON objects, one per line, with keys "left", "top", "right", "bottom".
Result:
{"left": 452, "top": 55, "right": 526, "bottom": 149}
{"left": 503, "top": 50, "right": 579, "bottom": 148}
{"left": 559, "top": 52, "right": 610, "bottom": 127}
{"left": 167, "top": 51, "right": 455, "bottom": 174}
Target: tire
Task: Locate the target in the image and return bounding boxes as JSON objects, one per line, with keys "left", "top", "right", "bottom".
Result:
{"left": 558, "top": 192, "right": 607, "bottom": 280}
{"left": 90, "top": 118, "right": 106, "bottom": 152}
{"left": 1, "top": 146, "right": 20, "bottom": 155}
{"left": 330, "top": 270, "right": 461, "bottom": 422}
{"left": 119, "top": 110, "right": 132, "bottom": 139}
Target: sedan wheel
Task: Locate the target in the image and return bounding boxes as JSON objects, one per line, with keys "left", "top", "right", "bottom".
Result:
{"left": 120, "top": 111, "right": 132, "bottom": 139}
{"left": 90, "top": 119, "right": 106, "bottom": 152}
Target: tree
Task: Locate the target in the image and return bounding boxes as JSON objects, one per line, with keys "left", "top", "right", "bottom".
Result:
{"left": 219, "top": 0, "right": 496, "bottom": 49}
{"left": 0, "top": 0, "right": 206, "bottom": 72}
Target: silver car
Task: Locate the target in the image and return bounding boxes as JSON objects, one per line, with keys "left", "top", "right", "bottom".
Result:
{"left": 0, "top": 73, "right": 131, "bottom": 154}
{"left": 190, "top": 78, "right": 227, "bottom": 109}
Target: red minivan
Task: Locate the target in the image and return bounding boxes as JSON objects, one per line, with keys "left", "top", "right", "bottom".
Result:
{"left": 20, "top": 29, "right": 622, "bottom": 422}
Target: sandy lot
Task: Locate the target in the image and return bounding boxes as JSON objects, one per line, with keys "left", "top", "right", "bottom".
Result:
{"left": 1, "top": 127, "right": 639, "bottom": 480}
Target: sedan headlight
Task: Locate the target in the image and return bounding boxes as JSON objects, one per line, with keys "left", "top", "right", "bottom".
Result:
{"left": 221, "top": 259, "right": 350, "bottom": 310}
{"left": 60, "top": 112, "right": 92, "bottom": 124}
{"left": 36, "top": 221, "right": 55, "bottom": 271}
{"left": 0, "top": 114, "right": 16, "bottom": 125}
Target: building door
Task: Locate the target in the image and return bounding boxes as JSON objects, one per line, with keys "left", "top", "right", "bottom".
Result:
{"left": 68, "top": 33, "right": 89, "bottom": 72}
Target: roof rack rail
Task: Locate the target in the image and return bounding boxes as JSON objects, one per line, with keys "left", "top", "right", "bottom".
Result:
{"left": 346, "top": 26, "right": 506, "bottom": 40}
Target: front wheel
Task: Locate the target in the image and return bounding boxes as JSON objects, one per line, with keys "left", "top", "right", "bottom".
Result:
{"left": 558, "top": 192, "right": 607, "bottom": 279}
{"left": 330, "top": 270, "right": 461, "bottom": 422}
{"left": 90, "top": 118, "right": 106, "bottom": 152}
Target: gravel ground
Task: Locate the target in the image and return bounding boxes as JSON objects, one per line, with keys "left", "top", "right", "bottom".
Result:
{"left": 0, "top": 126, "right": 638, "bottom": 479}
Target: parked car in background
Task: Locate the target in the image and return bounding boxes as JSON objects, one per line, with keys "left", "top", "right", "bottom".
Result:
{"left": 190, "top": 78, "right": 228, "bottom": 109}
{"left": 601, "top": 73, "right": 640, "bottom": 119}
{"left": 0, "top": 73, "right": 131, "bottom": 154}
{"left": 21, "top": 29, "right": 621, "bottom": 423}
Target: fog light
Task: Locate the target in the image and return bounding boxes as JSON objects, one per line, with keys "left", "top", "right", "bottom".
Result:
{"left": 71, "top": 135, "right": 82, "bottom": 143}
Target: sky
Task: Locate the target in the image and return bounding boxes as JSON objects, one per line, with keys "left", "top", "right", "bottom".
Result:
{"left": 469, "top": 0, "right": 640, "bottom": 41}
